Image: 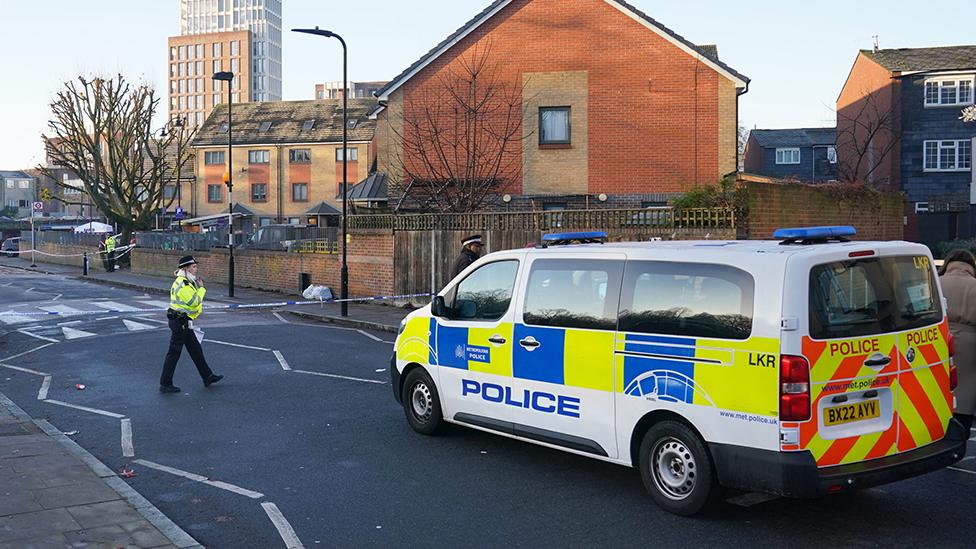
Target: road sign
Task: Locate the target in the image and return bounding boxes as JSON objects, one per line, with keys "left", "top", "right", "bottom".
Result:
{"left": 175, "top": 207, "right": 185, "bottom": 220}
{"left": 32, "top": 201, "right": 43, "bottom": 211}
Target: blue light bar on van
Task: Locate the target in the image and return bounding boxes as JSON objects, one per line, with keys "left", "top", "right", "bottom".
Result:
{"left": 773, "top": 226, "right": 856, "bottom": 240}
{"left": 541, "top": 231, "right": 608, "bottom": 244}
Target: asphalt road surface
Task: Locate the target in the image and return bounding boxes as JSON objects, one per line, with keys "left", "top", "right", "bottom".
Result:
{"left": 2, "top": 267, "right": 975, "bottom": 548}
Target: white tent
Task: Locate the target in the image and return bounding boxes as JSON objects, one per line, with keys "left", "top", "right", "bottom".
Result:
{"left": 73, "top": 222, "right": 114, "bottom": 234}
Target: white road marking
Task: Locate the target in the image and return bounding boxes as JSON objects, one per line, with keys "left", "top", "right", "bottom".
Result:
{"left": 17, "top": 329, "right": 59, "bottom": 343}
{"left": 0, "top": 342, "right": 55, "bottom": 362}
{"left": 123, "top": 319, "right": 156, "bottom": 331}
{"left": 273, "top": 350, "right": 291, "bottom": 371}
{"left": 61, "top": 326, "right": 96, "bottom": 340}
{"left": 38, "top": 376, "right": 51, "bottom": 400}
{"left": 56, "top": 320, "right": 82, "bottom": 326}
{"left": 272, "top": 312, "right": 290, "bottom": 324}
{"left": 38, "top": 304, "right": 86, "bottom": 315}
{"left": 1, "top": 312, "right": 38, "bottom": 325}
{"left": 204, "top": 339, "right": 271, "bottom": 351}
{"left": 25, "top": 287, "right": 34, "bottom": 293}
{"left": 132, "top": 459, "right": 264, "bottom": 499}
{"left": 121, "top": 418, "right": 134, "bottom": 457}
{"left": 292, "top": 369, "right": 385, "bottom": 385}
{"left": 134, "top": 316, "right": 169, "bottom": 325}
{"left": 92, "top": 300, "right": 142, "bottom": 312}
{"left": 0, "top": 363, "right": 49, "bottom": 376}
{"left": 356, "top": 329, "right": 382, "bottom": 342}
{"left": 261, "top": 502, "right": 306, "bottom": 549}
{"left": 96, "top": 316, "right": 119, "bottom": 321}
{"left": 949, "top": 466, "right": 976, "bottom": 475}
{"left": 45, "top": 399, "right": 126, "bottom": 419}
{"left": 135, "top": 300, "right": 172, "bottom": 311}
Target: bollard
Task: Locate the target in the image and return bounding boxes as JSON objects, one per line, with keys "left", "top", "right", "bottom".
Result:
{"left": 83, "top": 252, "right": 89, "bottom": 276}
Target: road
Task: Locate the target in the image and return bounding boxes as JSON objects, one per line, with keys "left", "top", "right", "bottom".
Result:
{"left": 2, "top": 266, "right": 975, "bottom": 548}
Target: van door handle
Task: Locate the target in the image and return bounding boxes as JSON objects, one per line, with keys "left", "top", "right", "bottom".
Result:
{"left": 519, "top": 336, "right": 541, "bottom": 351}
{"left": 488, "top": 335, "right": 507, "bottom": 345}
{"left": 863, "top": 355, "right": 891, "bottom": 368}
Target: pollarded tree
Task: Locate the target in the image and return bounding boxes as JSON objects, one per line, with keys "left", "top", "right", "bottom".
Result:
{"left": 385, "top": 43, "right": 534, "bottom": 213}
{"left": 38, "top": 75, "right": 193, "bottom": 242}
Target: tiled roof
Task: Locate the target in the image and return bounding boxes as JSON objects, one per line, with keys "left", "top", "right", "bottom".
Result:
{"left": 862, "top": 46, "right": 976, "bottom": 73}
{"left": 375, "top": 0, "right": 747, "bottom": 99}
{"left": 306, "top": 201, "right": 341, "bottom": 215}
{"left": 192, "top": 99, "right": 377, "bottom": 147}
{"left": 0, "top": 170, "right": 31, "bottom": 179}
{"left": 141, "top": 145, "right": 195, "bottom": 182}
{"left": 343, "top": 172, "right": 388, "bottom": 202}
{"left": 750, "top": 127, "right": 836, "bottom": 148}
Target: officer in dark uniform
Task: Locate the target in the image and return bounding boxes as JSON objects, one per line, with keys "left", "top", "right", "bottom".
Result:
{"left": 450, "top": 234, "right": 484, "bottom": 279}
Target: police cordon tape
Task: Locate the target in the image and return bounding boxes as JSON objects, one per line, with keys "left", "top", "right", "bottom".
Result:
{"left": 0, "top": 292, "right": 433, "bottom": 317}
{"left": 13, "top": 244, "right": 136, "bottom": 259}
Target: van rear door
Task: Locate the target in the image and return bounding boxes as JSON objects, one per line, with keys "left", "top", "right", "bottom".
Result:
{"left": 799, "top": 252, "right": 951, "bottom": 467}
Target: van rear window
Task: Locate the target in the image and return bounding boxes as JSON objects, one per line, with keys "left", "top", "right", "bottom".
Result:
{"left": 809, "top": 255, "right": 942, "bottom": 340}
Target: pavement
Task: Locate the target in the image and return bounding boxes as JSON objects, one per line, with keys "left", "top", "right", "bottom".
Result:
{"left": 0, "top": 254, "right": 412, "bottom": 333}
{"left": 0, "top": 391, "right": 201, "bottom": 549}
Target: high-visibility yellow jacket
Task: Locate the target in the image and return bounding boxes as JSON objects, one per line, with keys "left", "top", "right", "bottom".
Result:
{"left": 169, "top": 275, "right": 206, "bottom": 320}
{"left": 105, "top": 236, "right": 116, "bottom": 253}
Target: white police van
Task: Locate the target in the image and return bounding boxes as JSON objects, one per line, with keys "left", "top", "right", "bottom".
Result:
{"left": 391, "top": 228, "right": 967, "bottom": 515}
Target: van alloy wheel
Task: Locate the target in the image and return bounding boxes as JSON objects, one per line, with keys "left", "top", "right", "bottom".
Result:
{"left": 401, "top": 368, "right": 443, "bottom": 436}
{"left": 411, "top": 382, "right": 434, "bottom": 422}
{"left": 651, "top": 437, "right": 696, "bottom": 500}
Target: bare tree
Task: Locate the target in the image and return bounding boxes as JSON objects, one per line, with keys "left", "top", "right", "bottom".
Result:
{"left": 385, "top": 43, "right": 533, "bottom": 212}
{"left": 835, "top": 89, "right": 900, "bottom": 186}
{"left": 38, "top": 75, "right": 193, "bottom": 242}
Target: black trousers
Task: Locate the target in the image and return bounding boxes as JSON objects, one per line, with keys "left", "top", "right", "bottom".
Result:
{"left": 160, "top": 312, "right": 213, "bottom": 387}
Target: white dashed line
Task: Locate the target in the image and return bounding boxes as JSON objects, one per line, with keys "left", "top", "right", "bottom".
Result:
{"left": 292, "top": 369, "right": 385, "bottom": 385}
{"left": 356, "top": 329, "right": 382, "bottom": 342}
{"left": 134, "top": 316, "right": 169, "bottom": 325}
{"left": 92, "top": 300, "right": 142, "bottom": 312}
{"left": 121, "top": 418, "right": 134, "bottom": 457}
{"left": 0, "top": 342, "right": 55, "bottom": 362}
{"left": 261, "top": 502, "right": 306, "bottom": 549}
{"left": 17, "top": 329, "right": 59, "bottom": 343}
{"left": 133, "top": 459, "right": 264, "bottom": 499}
{"left": 204, "top": 339, "right": 272, "bottom": 351}
{"left": 56, "top": 320, "right": 82, "bottom": 326}
{"left": 273, "top": 350, "right": 291, "bottom": 371}
{"left": 96, "top": 316, "right": 120, "bottom": 321}
{"left": 0, "top": 363, "right": 49, "bottom": 376}
{"left": 45, "top": 399, "right": 126, "bottom": 419}
{"left": 272, "top": 312, "right": 290, "bottom": 324}
{"left": 949, "top": 466, "right": 976, "bottom": 475}
{"left": 38, "top": 376, "right": 51, "bottom": 400}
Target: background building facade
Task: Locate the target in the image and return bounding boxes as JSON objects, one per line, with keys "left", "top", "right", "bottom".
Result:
{"left": 167, "top": 31, "right": 252, "bottom": 126}
{"left": 179, "top": 0, "right": 282, "bottom": 102}
{"left": 315, "top": 81, "right": 388, "bottom": 100}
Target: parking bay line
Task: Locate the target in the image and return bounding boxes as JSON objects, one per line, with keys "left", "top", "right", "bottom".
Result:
{"left": 133, "top": 459, "right": 264, "bottom": 499}
{"left": 204, "top": 339, "right": 272, "bottom": 352}
{"left": 292, "top": 369, "right": 385, "bottom": 385}
{"left": 1, "top": 342, "right": 55, "bottom": 362}
{"left": 261, "top": 502, "right": 306, "bottom": 549}
{"left": 121, "top": 418, "right": 134, "bottom": 457}
{"left": 45, "top": 399, "right": 126, "bottom": 419}
{"left": 273, "top": 350, "right": 291, "bottom": 371}
{"left": 17, "top": 329, "right": 59, "bottom": 343}
{"left": 38, "top": 376, "right": 51, "bottom": 400}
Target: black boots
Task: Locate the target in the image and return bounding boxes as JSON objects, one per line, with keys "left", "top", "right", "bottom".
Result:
{"left": 159, "top": 385, "right": 181, "bottom": 394}
{"left": 204, "top": 374, "right": 224, "bottom": 387}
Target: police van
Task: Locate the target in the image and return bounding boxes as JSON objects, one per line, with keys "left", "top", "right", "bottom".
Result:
{"left": 390, "top": 227, "right": 968, "bottom": 515}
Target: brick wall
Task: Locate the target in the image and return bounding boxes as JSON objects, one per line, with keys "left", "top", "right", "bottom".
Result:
{"left": 836, "top": 52, "right": 900, "bottom": 189}
{"left": 743, "top": 180, "right": 904, "bottom": 241}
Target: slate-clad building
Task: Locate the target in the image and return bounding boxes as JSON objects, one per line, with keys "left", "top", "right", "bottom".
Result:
{"left": 743, "top": 128, "right": 837, "bottom": 182}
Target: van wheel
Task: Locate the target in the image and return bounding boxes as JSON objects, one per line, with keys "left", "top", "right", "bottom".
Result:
{"left": 639, "top": 421, "right": 716, "bottom": 516}
{"left": 402, "top": 368, "right": 443, "bottom": 435}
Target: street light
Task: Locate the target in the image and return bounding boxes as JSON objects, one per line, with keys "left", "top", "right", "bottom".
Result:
{"left": 293, "top": 26, "right": 349, "bottom": 317}
{"left": 212, "top": 70, "right": 235, "bottom": 298}
{"left": 159, "top": 116, "right": 186, "bottom": 230}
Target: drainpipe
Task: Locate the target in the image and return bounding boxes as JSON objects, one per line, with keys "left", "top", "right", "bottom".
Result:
{"left": 736, "top": 81, "right": 750, "bottom": 173}
{"left": 277, "top": 145, "right": 284, "bottom": 223}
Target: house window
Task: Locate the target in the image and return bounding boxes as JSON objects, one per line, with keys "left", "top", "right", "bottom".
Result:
{"left": 163, "top": 186, "right": 178, "bottom": 199}
{"left": 204, "top": 151, "right": 225, "bottom": 165}
{"left": 302, "top": 120, "right": 315, "bottom": 131}
{"left": 542, "top": 202, "right": 567, "bottom": 211}
{"left": 212, "top": 42, "right": 221, "bottom": 57}
{"left": 335, "top": 148, "right": 358, "bottom": 162}
{"left": 251, "top": 183, "right": 268, "bottom": 202}
{"left": 775, "top": 148, "right": 801, "bottom": 164}
{"left": 231, "top": 40, "right": 239, "bottom": 56}
{"left": 539, "top": 107, "right": 571, "bottom": 145}
{"left": 924, "top": 77, "right": 976, "bottom": 106}
{"left": 289, "top": 149, "right": 311, "bottom": 163}
{"left": 248, "top": 150, "right": 270, "bottom": 164}
{"left": 292, "top": 183, "right": 309, "bottom": 202}
{"left": 207, "top": 184, "right": 223, "bottom": 203}
{"left": 258, "top": 121, "right": 272, "bottom": 132}
{"left": 923, "top": 140, "right": 972, "bottom": 171}
{"left": 827, "top": 146, "right": 838, "bottom": 164}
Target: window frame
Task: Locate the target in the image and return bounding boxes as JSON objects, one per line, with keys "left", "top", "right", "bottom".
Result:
{"left": 335, "top": 147, "right": 359, "bottom": 162}
{"left": 204, "top": 151, "right": 225, "bottom": 165}
{"left": 207, "top": 184, "right": 223, "bottom": 203}
{"left": 289, "top": 149, "right": 311, "bottom": 164}
{"left": 775, "top": 147, "right": 801, "bottom": 165}
{"left": 443, "top": 259, "right": 521, "bottom": 323}
{"left": 250, "top": 183, "right": 268, "bottom": 202}
{"left": 520, "top": 258, "right": 624, "bottom": 331}
{"left": 923, "top": 139, "right": 972, "bottom": 172}
{"left": 539, "top": 106, "right": 572, "bottom": 146}
{"left": 248, "top": 150, "right": 270, "bottom": 164}
{"left": 291, "top": 182, "right": 309, "bottom": 202}
{"left": 924, "top": 76, "right": 975, "bottom": 107}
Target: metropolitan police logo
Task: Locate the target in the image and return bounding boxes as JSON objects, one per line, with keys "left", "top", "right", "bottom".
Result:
{"left": 906, "top": 347, "right": 916, "bottom": 363}
{"left": 454, "top": 345, "right": 466, "bottom": 360}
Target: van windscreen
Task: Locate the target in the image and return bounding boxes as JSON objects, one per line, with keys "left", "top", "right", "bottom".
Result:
{"left": 809, "top": 255, "right": 942, "bottom": 340}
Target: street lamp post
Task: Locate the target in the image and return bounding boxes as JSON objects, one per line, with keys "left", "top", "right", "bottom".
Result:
{"left": 174, "top": 117, "right": 185, "bottom": 230}
{"left": 212, "top": 71, "right": 235, "bottom": 298}
{"left": 293, "top": 26, "right": 349, "bottom": 317}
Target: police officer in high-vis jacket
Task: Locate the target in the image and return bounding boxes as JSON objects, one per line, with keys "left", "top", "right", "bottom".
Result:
{"left": 159, "top": 255, "right": 223, "bottom": 393}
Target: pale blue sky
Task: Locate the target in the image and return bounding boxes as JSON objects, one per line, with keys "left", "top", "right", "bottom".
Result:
{"left": 1, "top": 0, "right": 972, "bottom": 169}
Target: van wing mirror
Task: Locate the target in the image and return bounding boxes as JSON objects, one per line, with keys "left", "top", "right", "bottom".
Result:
{"left": 431, "top": 295, "right": 448, "bottom": 318}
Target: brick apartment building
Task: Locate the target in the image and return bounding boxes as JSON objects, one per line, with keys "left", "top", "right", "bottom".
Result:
{"left": 167, "top": 30, "right": 253, "bottom": 128}
{"left": 190, "top": 99, "right": 375, "bottom": 228}
{"left": 373, "top": 0, "right": 749, "bottom": 211}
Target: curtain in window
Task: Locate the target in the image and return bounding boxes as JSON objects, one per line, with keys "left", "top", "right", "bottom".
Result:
{"left": 541, "top": 109, "right": 569, "bottom": 142}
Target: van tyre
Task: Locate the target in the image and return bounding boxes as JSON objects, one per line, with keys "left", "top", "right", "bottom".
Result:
{"left": 402, "top": 368, "right": 443, "bottom": 435}
{"left": 639, "top": 421, "right": 716, "bottom": 516}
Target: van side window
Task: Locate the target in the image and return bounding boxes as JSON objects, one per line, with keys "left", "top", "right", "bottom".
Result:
{"left": 448, "top": 260, "right": 519, "bottom": 321}
{"left": 522, "top": 259, "right": 623, "bottom": 330}
{"left": 618, "top": 261, "right": 754, "bottom": 340}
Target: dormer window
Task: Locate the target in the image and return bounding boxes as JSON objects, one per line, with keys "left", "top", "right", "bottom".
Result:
{"left": 258, "top": 121, "right": 272, "bottom": 132}
{"left": 924, "top": 77, "right": 974, "bottom": 106}
{"left": 218, "top": 123, "right": 229, "bottom": 133}
{"left": 303, "top": 120, "right": 315, "bottom": 131}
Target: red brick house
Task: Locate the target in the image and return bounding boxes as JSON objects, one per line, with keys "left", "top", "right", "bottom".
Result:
{"left": 373, "top": 0, "right": 749, "bottom": 211}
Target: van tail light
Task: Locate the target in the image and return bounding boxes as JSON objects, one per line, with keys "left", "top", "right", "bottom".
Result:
{"left": 947, "top": 332, "right": 956, "bottom": 358}
{"left": 780, "top": 355, "right": 811, "bottom": 422}
{"left": 950, "top": 365, "right": 958, "bottom": 391}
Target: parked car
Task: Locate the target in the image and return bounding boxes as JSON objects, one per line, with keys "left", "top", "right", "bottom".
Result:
{"left": 241, "top": 225, "right": 336, "bottom": 251}
{"left": 1, "top": 237, "right": 20, "bottom": 257}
